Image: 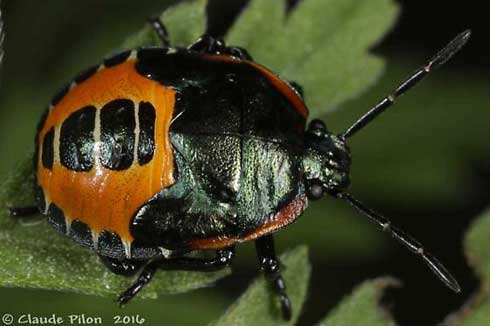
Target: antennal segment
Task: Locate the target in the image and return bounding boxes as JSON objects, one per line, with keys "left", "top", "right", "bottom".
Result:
{"left": 341, "top": 30, "right": 471, "bottom": 139}
{"left": 338, "top": 192, "right": 461, "bottom": 293}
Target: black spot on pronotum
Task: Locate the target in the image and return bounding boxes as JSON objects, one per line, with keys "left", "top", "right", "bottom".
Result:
{"left": 47, "top": 203, "right": 67, "bottom": 234}
{"left": 138, "top": 102, "right": 156, "bottom": 165}
{"left": 41, "top": 127, "right": 55, "bottom": 169}
{"left": 104, "top": 50, "right": 132, "bottom": 68}
{"left": 60, "top": 106, "right": 96, "bottom": 171}
{"left": 100, "top": 99, "right": 135, "bottom": 170}
{"left": 74, "top": 65, "right": 99, "bottom": 84}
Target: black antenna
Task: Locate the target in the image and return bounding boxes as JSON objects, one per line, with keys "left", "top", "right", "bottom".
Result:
{"left": 338, "top": 192, "right": 461, "bottom": 293}
{"left": 341, "top": 30, "right": 471, "bottom": 139}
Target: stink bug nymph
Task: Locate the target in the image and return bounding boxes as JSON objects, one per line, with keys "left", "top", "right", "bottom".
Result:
{"left": 9, "top": 17, "right": 470, "bottom": 320}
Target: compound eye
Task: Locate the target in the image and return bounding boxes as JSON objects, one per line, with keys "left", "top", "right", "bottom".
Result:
{"left": 308, "top": 119, "right": 327, "bottom": 134}
{"left": 307, "top": 179, "right": 324, "bottom": 200}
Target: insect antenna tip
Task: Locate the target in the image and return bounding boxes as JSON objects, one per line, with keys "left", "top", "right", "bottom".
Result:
{"left": 429, "top": 29, "right": 472, "bottom": 69}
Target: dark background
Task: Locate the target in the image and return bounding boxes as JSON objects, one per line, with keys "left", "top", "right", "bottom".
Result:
{"left": 0, "top": 1, "right": 488, "bottom": 325}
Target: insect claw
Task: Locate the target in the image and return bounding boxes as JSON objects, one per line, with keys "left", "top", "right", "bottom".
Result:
{"left": 280, "top": 293, "right": 292, "bottom": 321}
{"left": 116, "top": 293, "right": 130, "bottom": 307}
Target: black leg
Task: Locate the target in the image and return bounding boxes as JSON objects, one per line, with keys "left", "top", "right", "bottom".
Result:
{"left": 99, "top": 255, "right": 146, "bottom": 276}
{"left": 341, "top": 30, "right": 471, "bottom": 139}
{"left": 117, "top": 262, "right": 157, "bottom": 306}
{"left": 255, "top": 235, "right": 292, "bottom": 321}
{"left": 117, "top": 247, "right": 235, "bottom": 305}
{"left": 9, "top": 205, "right": 39, "bottom": 217}
{"left": 339, "top": 192, "right": 461, "bottom": 293}
{"left": 147, "top": 17, "right": 170, "bottom": 48}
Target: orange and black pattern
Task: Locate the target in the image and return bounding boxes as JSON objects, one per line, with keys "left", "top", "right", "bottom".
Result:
{"left": 35, "top": 51, "right": 176, "bottom": 258}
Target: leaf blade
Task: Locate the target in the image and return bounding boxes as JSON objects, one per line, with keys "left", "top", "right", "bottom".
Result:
{"left": 317, "top": 277, "right": 398, "bottom": 326}
{"left": 213, "top": 246, "right": 311, "bottom": 326}
{"left": 227, "top": 0, "right": 399, "bottom": 116}
{"left": 443, "top": 210, "right": 490, "bottom": 325}
{"left": 123, "top": 0, "right": 207, "bottom": 49}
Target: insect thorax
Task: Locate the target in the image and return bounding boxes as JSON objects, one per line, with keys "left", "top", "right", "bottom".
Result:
{"left": 131, "top": 131, "right": 304, "bottom": 249}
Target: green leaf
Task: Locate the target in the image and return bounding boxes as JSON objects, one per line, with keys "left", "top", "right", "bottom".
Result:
{"left": 0, "top": 157, "right": 230, "bottom": 298}
{"left": 227, "top": 0, "right": 399, "bottom": 116}
{"left": 442, "top": 210, "right": 490, "bottom": 325}
{"left": 317, "top": 277, "right": 398, "bottom": 326}
{"left": 123, "top": 0, "right": 206, "bottom": 49}
{"left": 213, "top": 246, "right": 311, "bottom": 326}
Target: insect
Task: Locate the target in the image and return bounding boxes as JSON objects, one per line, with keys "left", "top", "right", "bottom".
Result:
{"left": 9, "top": 17, "right": 470, "bottom": 320}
